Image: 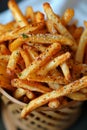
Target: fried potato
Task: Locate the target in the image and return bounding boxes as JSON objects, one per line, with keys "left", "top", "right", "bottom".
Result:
{"left": 21, "top": 76, "right": 87, "bottom": 117}
{"left": 8, "top": 0, "right": 28, "bottom": 27}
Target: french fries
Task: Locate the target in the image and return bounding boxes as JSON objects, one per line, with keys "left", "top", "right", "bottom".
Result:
{"left": 0, "top": 0, "right": 87, "bottom": 118}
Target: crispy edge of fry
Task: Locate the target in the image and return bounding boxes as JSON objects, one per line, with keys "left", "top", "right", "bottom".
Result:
{"left": 21, "top": 76, "right": 87, "bottom": 117}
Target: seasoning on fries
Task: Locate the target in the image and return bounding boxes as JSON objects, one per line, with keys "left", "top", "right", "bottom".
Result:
{"left": 0, "top": 0, "right": 87, "bottom": 118}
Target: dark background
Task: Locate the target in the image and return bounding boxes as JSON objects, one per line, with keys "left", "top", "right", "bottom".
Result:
{"left": 0, "top": 0, "right": 87, "bottom": 130}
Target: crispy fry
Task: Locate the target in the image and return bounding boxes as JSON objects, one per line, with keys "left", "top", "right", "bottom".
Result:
{"left": 46, "top": 20, "right": 57, "bottom": 34}
{"left": 20, "top": 48, "right": 31, "bottom": 67}
{"left": 43, "top": 2, "right": 77, "bottom": 50}
{"left": 18, "top": 43, "right": 61, "bottom": 79}
{"left": 61, "top": 8, "right": 74, "bottom": 26}
{"left": 11, "top": 78, "right": 51, "bottom": 93}
{"left": 38, "top": 52, "right": 70, "bottom": 76}
{"left": 21, "top": 76, "right": 87, "bottom": 117}
{"left": 7, "top": 48, "right": 20, "bottom": 76}
{"left": 8, "top": 0, "right": 28, "bottom": 27}
{"left": 60, "top": 62, "right": 71, "bottom": 81}
{"left": 75, "top": 29, "right": 87, "bottom": 63}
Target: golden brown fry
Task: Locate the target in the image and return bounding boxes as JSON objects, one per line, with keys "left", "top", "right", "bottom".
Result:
{"left": 27, "top": 73, "right": 67, "bottom": 85}
{"left": 20, "top": 48, "right": 31, "bottom": 67}
{"left": 8, "top": 0, "right": 28, "bottom": 27}
{"left": 60, "top": 62, "right": 71, "bottom": 81}
{"left": 21, "top": 76, "right": 87, "bottom": 117}
{"left": 75, "top": 29, "right": 87, "bottom": 63}
{"left": 61, "top": 8, "right": 74, "bottom": 26}
{"left": 8, "top": 33, "right": 74, "bottom": 51}
{"left": 18, "top": 43, "right": 61, "bottom": 79}
{"left": 1, "top": 22, "right": 44, "bottom": 45}
{"left": 7, "top": 48, "right": 20, "bottom": 76}
{"left": 43, "top": 2, "right": 77, "bottom": 50}
{"left": 11, "top": 78, "right": 51, "bottom": 93}
{"left": 38, "top": 52, "right": 70, "bottom": 76}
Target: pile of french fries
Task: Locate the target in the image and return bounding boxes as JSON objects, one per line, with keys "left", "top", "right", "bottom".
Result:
{"left": 0, "top": 0, "right": 87, "bottom": 118}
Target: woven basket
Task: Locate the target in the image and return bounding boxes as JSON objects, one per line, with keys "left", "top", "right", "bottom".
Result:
{"left": 0, "top": 88, "right": 82, "bottom": 130}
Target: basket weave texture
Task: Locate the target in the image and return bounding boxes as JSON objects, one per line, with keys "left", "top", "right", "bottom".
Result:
{"left": 1, "top": 94, "right": 82, "bottom": 130}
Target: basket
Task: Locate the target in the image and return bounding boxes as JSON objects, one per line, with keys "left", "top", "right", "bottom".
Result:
{"left": 0, "top": 88, "right": 82, "bottom": 130}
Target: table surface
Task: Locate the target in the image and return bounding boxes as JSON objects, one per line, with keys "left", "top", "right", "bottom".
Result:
{"left": 0, "top": 101, "right": 87, "bottom": 130}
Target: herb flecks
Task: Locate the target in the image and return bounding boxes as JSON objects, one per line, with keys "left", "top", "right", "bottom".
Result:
{"left": 22, "top": 33, "right": 29, "bottom": 38}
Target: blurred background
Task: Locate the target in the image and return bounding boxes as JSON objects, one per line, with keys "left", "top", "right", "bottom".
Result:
{"left": 0, "top": 0, "right": 87, "bottom": 130}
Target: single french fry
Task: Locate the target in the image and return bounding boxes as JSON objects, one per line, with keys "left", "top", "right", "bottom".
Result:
{"left": 75, "top": 29, "right": 87, "bottom": 63}
{"left": 21, "top": 76, "right": 87, "bottom": 117}
{"left": 61, "top": 8, "right": 74, "bottom": 26}
{"left": 60, "top": 62, "right": 71, "bottom": 81}
{"left": 7, "top": 48, "right": 20, "bottom": 76}
{"left": 48, "top": 98, "right": 60, "bottom": 109}
{"left": 8, "top": 0, "right": 28, "bottom": 27}
{"left": 43, "top": 2, "right": 77, "bottom": 50}
{"left": 18, "top": 43, "right": 61, "bottom": 79}
{"left": 38, "top": 52, "right": 70, "bottom": 76}
{"left": 20, "top": 48, "right": 31, "bottom": 67}
{"left": 11, "top": 78, "right": 52, "bottom": 93}
{"left": 27, "top": 73, "right": 67, "bottom": 85}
